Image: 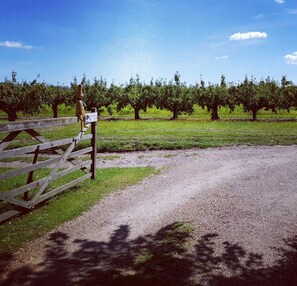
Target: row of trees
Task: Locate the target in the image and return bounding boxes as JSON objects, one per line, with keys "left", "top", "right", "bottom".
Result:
{"left": 1, "top": 71, "right": 297, "bottom": 121}
{"left": 0, "top": 72, "right": 73, "bottom": 121}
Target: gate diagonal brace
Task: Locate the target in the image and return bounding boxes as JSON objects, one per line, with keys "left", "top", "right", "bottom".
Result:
{"left": 29, "top": 124, "right": 91, "bottom": 207}
{"left": 25, "top": 128, "right": 90, "bottom": 174}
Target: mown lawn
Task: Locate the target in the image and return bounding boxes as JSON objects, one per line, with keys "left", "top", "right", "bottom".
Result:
{"left": 1, "top": 118, "right": 297, "bottom": 152}
{"left": 1, "top": 104, "right": 297, "bottom": 152}
{"left": 96, "top": 120, "right": 297, "bottom": 151}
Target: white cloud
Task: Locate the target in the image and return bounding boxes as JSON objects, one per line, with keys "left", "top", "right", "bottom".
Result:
{"left": 215, "top": 55, "right": 228, "bottom": 60}
{"left": 287, "top": 9, "right": 297, "bottom": 14}
{"left": 0, "top": 41, "right": 33, "bottom": 49}
{"left": 275, "top": 0, "right": 285, "bottom": 4}
{"left": 229, "top": 31, "right": 268, "bottom": 41}
{"left": 284, "top": 52, "right": 297, "bottom": 64}
{"left": 254, "top": 14, "right": 264, "bottom": 19}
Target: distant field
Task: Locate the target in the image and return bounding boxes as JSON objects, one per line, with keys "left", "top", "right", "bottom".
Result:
{"left": 1, "top": 105, "right": 297, "bottom": 152}
{"left": 1, "top": 104, "right": 297, "bottom": 121}
{"left": 109, "top": 104, "right": 297, "bottom": 120}
{"left": 97, "top": 120, "right": 297, "bottom": 151}
{"left": 1, "top": 119, "right": 297, "bottom": 153}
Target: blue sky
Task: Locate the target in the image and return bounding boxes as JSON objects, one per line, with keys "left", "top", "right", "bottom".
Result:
{"left": 0, "top": 0, "right": 296, "bottom": 85}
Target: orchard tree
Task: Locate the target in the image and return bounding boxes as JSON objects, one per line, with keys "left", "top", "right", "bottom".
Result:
{"left": 86, "top": 76, "right": 112, "bottom": 113}
{"left": 260, "top": 77, "right": 279, "bottom": 113}
{"left": 71, "top": 76, "right": 113, "bottom": 114}
{"left": 228, "top": 82, "right": 240, "bottom": 111}
{"left": 142, "top": 79, "right": 157, "bottom": 113}
{"left": 238, "top": 76, "right": 278, "bottom": 120}
{"left": 278, "top": 75, "right": 295, "bottom": 111}
{"left": 238, "top": 76, "right": 260, "bottom": 120}
{"left": 198, "top": 75, "right": 231, "bottom": 120}
{"left": 0, "top": 71, "right": 46, "bottom": 121}
{"left": 106, "top": 82, "right": 123, "bottom": 115}
{"left": 116, "top": 75, "right": 155, "bottom": 120}
{"left": 156, "top": 72, "right": 194, "bottom": 120}
{"left": 45, "top": 84, "right": 71, "bottom": 118}
{"left": 289, "top": 84, "right": 297, "bottom": 109}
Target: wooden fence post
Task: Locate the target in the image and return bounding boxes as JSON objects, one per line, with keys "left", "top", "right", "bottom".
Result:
{"left": 91, "top": 107, "right": 97, "bottom": 180}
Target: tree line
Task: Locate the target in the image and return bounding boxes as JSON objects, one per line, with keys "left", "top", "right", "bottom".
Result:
{"left": 0, "top": 71, "right": 296, "bottom": 121}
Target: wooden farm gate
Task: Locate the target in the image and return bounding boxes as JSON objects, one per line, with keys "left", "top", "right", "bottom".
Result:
{"left": 0, "top": 112, "right": 97, "bottom": 223}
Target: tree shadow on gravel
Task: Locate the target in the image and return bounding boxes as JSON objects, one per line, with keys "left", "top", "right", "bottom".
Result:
{"left": 2, "top": 222, "right": 297, "bottom": 286}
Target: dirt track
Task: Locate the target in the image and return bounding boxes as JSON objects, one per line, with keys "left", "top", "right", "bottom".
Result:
{"left": 2, "top": 145, "right": 297, "bottom": 285}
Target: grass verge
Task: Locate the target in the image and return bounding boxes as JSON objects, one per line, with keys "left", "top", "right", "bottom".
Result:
{"left": 97, "top": 120, "right": 297, "bottom": 152}
{"left": 1, "top": 119, "right": 297, "bottom": 152}
{"left": 0, "top": 167, "right": 157, "bottom": 254}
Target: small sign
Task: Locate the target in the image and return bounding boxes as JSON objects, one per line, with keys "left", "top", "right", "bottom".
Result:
{"left": 85, "top": 112, "right": 98, "bottom": 123}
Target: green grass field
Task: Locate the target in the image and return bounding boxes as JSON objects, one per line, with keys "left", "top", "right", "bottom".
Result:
{"left": 1, "top": 105, "right": 297, "bottom": 152}
{"left": 2, "top": 119, "right": 297, "bottom": 152}
{"left": 97, "top": 120, "right": 297, "bottom": 151}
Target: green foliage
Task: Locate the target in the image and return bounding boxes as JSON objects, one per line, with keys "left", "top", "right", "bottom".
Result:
{"left": 86, "top": 76, "right": 112, "bottom": 113}
{"left": 156, "top": 72, "right": 194, "bottom": 120}
{"left": 238, "top": 76, "right": 279, "bottom": 120}
{"left": 279, "top": 75, "right": 297, "bottom": 111}
{"left": 70, "top": 75, "right": 114, "bottom": 114}
{"left": 106, "top": 83, "right": 123, "bottom": 114}
{"left": 45, "top": 84, "right": 72, "bottom": 118}
{"left": 1, "top": 71, "right": 297, "bottom": 122}
{"left": 197, "top": 75, "right": 238, "bottom": 120}
{"left": 0, "top": 71, "right": 46, "bottom": 121}
{"left": 116, "top": 75, "right": 156, "bottom": 120}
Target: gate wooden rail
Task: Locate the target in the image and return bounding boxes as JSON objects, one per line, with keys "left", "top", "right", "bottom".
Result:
{"left": 0, "top": 112, "right": 97, "bottom": 223}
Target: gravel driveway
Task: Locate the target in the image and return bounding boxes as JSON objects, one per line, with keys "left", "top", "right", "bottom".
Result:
{"left": 2, "top": 145, "right": 297, "bottom": 285}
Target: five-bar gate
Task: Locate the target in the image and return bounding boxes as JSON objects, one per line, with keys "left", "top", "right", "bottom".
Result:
{"left": 0, "top": 112, "right": 97, "bottom": 223}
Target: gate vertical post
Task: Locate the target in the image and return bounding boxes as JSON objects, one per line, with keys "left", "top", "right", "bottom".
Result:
{"left": 91, "top": 107, "right": 97, "bottom": 180}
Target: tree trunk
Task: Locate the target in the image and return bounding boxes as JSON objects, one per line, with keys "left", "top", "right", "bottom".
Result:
{"left": 252, "top": 109, "right": 257, "bottom": 121}
{"left": 134, "top": 107, "right": 140, "bottom": 120}
{"left": 52, "top": 104, "right": 58, "bottom": 118}
{"left": 7, "top": 109, "right": 18, "bottom": 121}
{"left": 210, "top": 106, "right": 220, "bottom": 120}
{"left": 171, "top": 107, "right": 179, "bottom": 120}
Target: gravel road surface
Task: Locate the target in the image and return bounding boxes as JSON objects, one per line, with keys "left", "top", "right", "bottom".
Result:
{"left": 2, "top": 145, "right": 297, "bottom": 285}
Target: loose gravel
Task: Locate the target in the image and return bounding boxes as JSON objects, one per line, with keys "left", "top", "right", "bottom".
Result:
{"left": 1, "top": 145, "right": 297, "bottom": 283}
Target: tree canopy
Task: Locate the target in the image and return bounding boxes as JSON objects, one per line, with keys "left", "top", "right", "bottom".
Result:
{"left": 1, "top": 71, "right": 297, "bottom": 121}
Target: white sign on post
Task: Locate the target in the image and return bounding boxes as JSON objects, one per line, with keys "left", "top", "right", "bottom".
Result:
{"left": 85, "top": 112, "right": 98, "bottom": 123}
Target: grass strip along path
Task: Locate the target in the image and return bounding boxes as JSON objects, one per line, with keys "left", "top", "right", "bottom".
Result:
{"left": 0, "top": 167, "right": 156, "bottom": 254}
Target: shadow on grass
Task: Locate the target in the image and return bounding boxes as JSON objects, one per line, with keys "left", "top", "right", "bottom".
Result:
{"left": 2, "top": 222, "right": 297, "bottom": 286}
